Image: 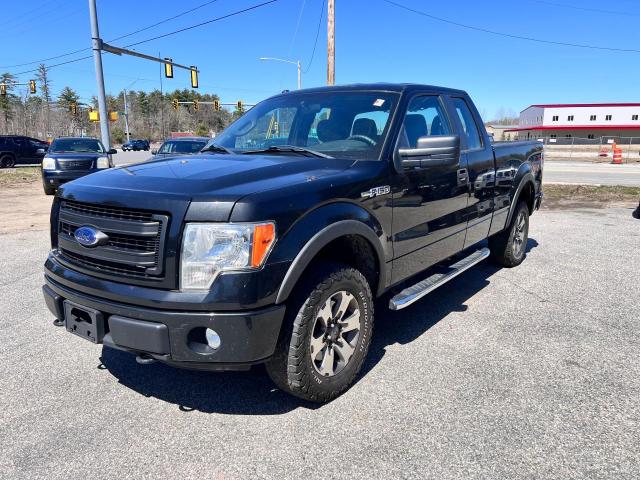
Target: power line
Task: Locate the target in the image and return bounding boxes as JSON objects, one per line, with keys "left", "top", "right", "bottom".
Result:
{"left": 528, "top": 0, "right": 640, "bottom": 16}
{"left": 303, "top": 0, "right": 325, "bottom": 73}
{"left": 381, "top": 0, "right": 640, "bottom": 54}
{"left": 0, "top": 0, "right": 226, "bottom": 69}
{"left": 123, "top": 0, "right": 280, "bottom": 48}
{"left": 6, "top": 0, "right": 281, "bottom": 77}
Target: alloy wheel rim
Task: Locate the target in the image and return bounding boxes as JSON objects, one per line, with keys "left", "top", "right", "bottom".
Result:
{"left": 310, "top": 290, "right": 361, "bottom": 377}
{"left": 513, "top": 211, "right": 526, "bottom": 257}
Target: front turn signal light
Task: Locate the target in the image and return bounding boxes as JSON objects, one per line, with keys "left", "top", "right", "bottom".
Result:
{"left": 251, "top": 223, "right": 276, "bottom": 268}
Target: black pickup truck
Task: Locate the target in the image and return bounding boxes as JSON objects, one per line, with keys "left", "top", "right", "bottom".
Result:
{"left": 0, "top": 135, "right": 49, "bottom": 167}
{"left": 43, "top": 84, "right": 543, "bottom": 402}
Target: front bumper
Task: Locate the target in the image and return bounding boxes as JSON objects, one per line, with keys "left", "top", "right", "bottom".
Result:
{"left": 42, "top": 170, "right": 96, "bottom": 188}
{"left": 43, "top": 275, "right": 286, "bottom": 371}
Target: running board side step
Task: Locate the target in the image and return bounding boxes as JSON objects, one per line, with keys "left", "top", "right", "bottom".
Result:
{"left": 389, "top": 248, "right": 490, "bottom": 311}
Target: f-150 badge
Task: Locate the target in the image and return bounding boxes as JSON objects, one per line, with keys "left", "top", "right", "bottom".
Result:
{"left": 361, "top": 186, "right": 391, "bottom": 198}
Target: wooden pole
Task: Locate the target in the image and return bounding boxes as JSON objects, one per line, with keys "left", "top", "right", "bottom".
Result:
{"left": 327, "top": 0, "right": 335, "bottom": 85}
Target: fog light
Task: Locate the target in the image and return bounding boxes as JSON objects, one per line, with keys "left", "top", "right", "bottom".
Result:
{"left": 205, "top": 328, "right": 221, "bottom": 349}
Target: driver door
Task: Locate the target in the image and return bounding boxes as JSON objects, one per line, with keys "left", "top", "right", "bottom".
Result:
{"left": 390, "top": 94, "right": 469, "bottom": 283}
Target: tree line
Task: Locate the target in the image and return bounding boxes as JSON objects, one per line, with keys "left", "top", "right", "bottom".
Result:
{"left": 0, "top": 64, "right": 238, "bottom": 144}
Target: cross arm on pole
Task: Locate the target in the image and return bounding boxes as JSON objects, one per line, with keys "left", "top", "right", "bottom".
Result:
{"left": 101, "top": 42, "right": 199, "bottom": 72}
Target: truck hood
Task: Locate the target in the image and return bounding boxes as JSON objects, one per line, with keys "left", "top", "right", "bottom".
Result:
{"left": 47, "top": 152, "right": 108, "bottom": 160}
{"left": 58, "top": 153, "right": 354, "bottom": 210}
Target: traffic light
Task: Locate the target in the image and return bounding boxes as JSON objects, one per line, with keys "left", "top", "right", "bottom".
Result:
{"left": 70, "top": 103, "right": 77, "bottom": 116}
{"left": 193, "top": 99, "right": 199, "bottom": 111}
{"left": 172, "top": 99, "right": 179, "bottom": 110}
{"left": 237, "top": 100, "right": 243, "bottom": 112}
{"left": 88, "top": 107, "right": 99, "bottom": 122}
{"left": 29, "top": 80, "right": 36, "bottom": 94}
{"left": 190, "top": 66, "right": 198, "bottom": 89}
{"left": 213, "top": 100, "right": 220, "bottom": 111}
{"left": 0, "top": 84, "right": 6, "bottom": 96}
{"left": 164, "top": 58, "right": 173, "bottom": 78}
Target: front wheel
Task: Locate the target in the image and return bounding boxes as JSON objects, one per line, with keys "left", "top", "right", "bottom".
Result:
{"left": 489, "top": 201, "right": 529, "bottom": 267}
{"left": 0, "top": 155, "right": 15, "bottom": 168}
{"left": 266, "top": 263, "right": 374, "bottom": 403}
{"left": 43, "top": 184, "right": 56, "bottom": 196}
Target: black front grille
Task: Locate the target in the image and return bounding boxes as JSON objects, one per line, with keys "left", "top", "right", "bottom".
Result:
{"left": 57, "top": 200, "right": 168, "bottom": 280}
{"left": 58, "top": 159, "right": 93, "bottom": 171}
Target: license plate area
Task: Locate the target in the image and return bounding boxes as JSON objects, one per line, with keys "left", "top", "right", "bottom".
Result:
{"left": 64, "top": 301, "right": 105, "bottom": 344}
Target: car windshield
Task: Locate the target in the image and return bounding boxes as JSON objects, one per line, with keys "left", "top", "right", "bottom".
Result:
{"left": 49, "top": 138, "right": 105, "bottom": 153}
{"left": 158, "top": 140, "right": 207, "bottom": 154}
{"left": 213, "top": 91, "right": 399, "bottom": 160}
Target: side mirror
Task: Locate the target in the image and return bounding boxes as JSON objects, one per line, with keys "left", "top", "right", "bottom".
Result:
{"left": 36, "top": 148, "right": 46, "bottom": 154}
{"left": 151, "top": 149, "right": 158, "bottom": 155}
{"left": 108, "top": 148, "right": 117, "bottom": 154}
{"left": 398, "top": 135, "right": 460, "bottom": 169}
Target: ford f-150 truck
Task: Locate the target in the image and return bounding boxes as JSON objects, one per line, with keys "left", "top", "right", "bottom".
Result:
{"left": 43, "top": 84, "right": 543, "bottom": 402}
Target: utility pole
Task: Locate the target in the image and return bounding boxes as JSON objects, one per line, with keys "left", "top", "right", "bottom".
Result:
{"left": 297, "top": 60, "right": 301, "bottom": 89}
{"left": 123, "top": 89, "right": 130, "bottom": 143}
{"left": 327, "top": 0, "right": 335, "bottom": 85}
{"left": 88, "top": 0, "right": 111, "bottom": 150}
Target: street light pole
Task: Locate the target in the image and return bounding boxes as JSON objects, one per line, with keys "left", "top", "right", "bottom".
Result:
{"left": 123, "top": 89, "right": 130, "bottom": 143}
{"left": 88, "top": 0, "right": 111, "bottom": 150}
{"left": 259, "top": 57, "right": 302, "bottom": 89}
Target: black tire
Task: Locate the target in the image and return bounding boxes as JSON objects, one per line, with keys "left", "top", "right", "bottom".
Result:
{"left": 265, "top": 262, "right": 374, "bottom": 403}
{"left": 0, "top": 154, "right": 15, "bottom": 168}
{"left": 43, "top": 184, "right": 56, "bottom": 196}
{"left": 489, "top": 201, "right": 529, "bottom": 267}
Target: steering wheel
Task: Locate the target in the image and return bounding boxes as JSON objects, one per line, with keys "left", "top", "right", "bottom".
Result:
{"left": 346, "top": 135, "right": 376, "bottom": 146}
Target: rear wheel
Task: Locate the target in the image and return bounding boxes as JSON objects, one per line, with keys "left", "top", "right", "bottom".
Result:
{"left": 0, "top": 155, "right": 15, "bottom": 168}
{"left": 489, "top": 201, "right": 529, "bottom": 267}
{"left": 266, "top": 263, "right": 374, "bottom": 403}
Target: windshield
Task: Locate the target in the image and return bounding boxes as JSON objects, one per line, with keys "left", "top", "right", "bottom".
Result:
{"left": 214, "top": 91, "right": 399, "bottom": 160}
{"left": 49, "top": 138, "right": 106, "bottom": 153}
{"left": 158, "top": 140, "right": 207, "bottom": 154}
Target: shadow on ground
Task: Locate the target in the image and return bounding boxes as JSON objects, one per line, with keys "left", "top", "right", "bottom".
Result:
{"left": 101, "top": 239, "right": 539, "bottom": 415}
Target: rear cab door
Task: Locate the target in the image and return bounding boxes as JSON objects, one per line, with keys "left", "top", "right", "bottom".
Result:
{"left": 389, "top": 91, "right": 469, "bottom": 284}
{"left": 444, "top": 94, "right": 497, "bottom": 249}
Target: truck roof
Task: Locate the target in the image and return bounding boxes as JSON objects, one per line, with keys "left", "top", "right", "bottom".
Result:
{"left": 274, "top": 83, "right": 468, "bottom": 96}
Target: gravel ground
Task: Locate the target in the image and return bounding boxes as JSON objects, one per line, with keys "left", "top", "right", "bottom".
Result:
{"left": 0, "top": 206, "right": 639, "bottom": 479}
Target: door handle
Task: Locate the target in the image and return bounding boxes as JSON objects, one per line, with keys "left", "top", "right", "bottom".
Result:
{"left": 457, "top": 168, "right": 468, "bottom": 183}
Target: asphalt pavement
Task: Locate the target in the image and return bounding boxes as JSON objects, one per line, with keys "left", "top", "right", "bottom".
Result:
{"left": 1, "top": 205, "right": 638, "bottom": 479}
{"left": 543, "top": 161, "right": 640, "bottom": 186}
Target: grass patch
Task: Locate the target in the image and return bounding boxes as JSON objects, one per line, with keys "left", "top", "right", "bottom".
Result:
{"left": 0, "top": 167, "right": 41, "bottom": 186}
{"left": 543, "top": 184, "right": 640, "bottom": 209}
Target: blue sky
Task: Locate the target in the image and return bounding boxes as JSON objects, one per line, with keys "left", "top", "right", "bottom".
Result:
{"left": 1, "top": 0, "right": 639, "bottom": 119}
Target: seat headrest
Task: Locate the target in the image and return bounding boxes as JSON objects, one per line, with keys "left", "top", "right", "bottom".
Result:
{"left": 430, "top": 115, "right": 445, "bottom": 136}
{"left": 351, "top": 118, "right": 378, "bottom": 139}
{"left": 404, "top": 114, "right": 428, "bottom": 147}
{"left": 317, "top": 119, "right": 347, "bottom": 142}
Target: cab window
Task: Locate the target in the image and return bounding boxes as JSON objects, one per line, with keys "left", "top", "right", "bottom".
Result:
{"left": 398, "top": 96, "right": 451, "bottom": 149}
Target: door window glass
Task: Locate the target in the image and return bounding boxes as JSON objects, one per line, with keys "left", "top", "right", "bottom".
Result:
{"left": 399, "top": 96, "right": 451, "bottom": 149}
{"left": 452, "top": 98, "right": 483, "bottom": 150}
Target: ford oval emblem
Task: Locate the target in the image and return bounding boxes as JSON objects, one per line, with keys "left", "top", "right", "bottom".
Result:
{"left": 74, "top": 226, "right": 108, "bottom": 248}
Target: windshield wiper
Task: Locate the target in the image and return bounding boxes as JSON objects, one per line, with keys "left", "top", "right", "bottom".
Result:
{"left": 201, "top": 144, "right": 233, "bottom": 154}
{"left": 240, "top": 145, "right": 333, "bottom": 159}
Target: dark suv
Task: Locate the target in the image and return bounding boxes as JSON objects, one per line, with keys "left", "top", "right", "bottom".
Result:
{"left": 41, "top": 137, "right": 116, "bottom": 195}
{"left": 0, "top": 135, "right": 49, "bottom": 167}
{"left": 122, "top": 139, "right": 150, "bottom": 151}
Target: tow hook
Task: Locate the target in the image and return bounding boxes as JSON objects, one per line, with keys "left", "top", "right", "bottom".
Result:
{"left": 135, "top": 354, "right": 156, "bottom": 365}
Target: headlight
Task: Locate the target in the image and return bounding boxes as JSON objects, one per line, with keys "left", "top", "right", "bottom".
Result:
{"left": 180, "top": 222, "right": 276, "bottom": 290}
{"left": 42, "top": 157, "right": 57, "bottom": 170}
{"left": 96, "top": 157, "right": 110, "bottom": 169}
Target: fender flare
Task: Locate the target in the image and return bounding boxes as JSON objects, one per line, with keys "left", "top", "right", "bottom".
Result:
{"left": 275, "top": 219, "right": 387, "bottom": 304}
{"left": 506, "top": 171, "right": 535, "bottom": 226}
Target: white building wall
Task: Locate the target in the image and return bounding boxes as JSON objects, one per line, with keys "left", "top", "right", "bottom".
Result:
{"left": 519, "top": 106, "right": 544, "bottom": 127}
{"left": 541, "top": 106, "right": 640, "bottom": 127}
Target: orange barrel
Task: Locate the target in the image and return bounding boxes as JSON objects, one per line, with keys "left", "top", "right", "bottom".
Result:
{"left": 612, "top": 148, "right": 623, "bottom": 164}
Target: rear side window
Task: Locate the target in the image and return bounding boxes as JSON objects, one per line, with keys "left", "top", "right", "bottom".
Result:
{"left": 452, "top": 97, "right": 483, "bottom": 150}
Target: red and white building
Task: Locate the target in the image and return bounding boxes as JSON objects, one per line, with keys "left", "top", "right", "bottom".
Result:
{"left": 505, "top": 103, "right": 640, "bottom": 140}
